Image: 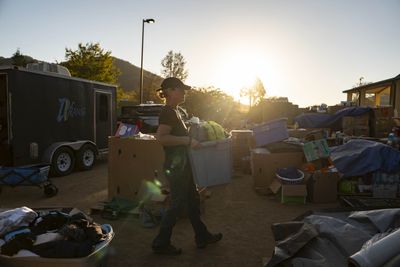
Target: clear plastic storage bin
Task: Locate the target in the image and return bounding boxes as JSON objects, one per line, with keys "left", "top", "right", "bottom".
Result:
{"left": 189, "top": 138, "right": 232, "bottom": 187}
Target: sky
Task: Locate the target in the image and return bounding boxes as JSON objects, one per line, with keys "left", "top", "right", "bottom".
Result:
{"left": 1, "top": 0, "right": 399, "bottom": 107}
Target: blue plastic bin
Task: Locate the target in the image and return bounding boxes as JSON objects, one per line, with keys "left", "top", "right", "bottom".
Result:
{"left": 252, "top": 118, "right": 288, "bottom": 147}
{"left": 189, "top": 138, "right": 232, "bottom": 187}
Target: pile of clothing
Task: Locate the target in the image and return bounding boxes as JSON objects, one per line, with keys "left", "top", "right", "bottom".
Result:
{"left": 189, "top": 120, "right": 227, "bottom": 142}
{"left": 0, "top": 207, "right": 111, "bottom": 258}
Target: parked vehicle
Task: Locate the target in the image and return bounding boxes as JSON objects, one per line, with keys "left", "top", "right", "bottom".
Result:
{"left": 118, "top": 102, "right": 188, "bottom": 133}
{"left": 0, "top": 65, "right": 117, "bottom": 176}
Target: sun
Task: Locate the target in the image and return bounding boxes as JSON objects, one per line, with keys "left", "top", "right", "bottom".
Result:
{"left": 214, "top": 49, "right": 264, "bottom": 102}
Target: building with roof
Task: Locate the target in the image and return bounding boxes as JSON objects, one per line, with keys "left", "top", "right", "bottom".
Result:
{"left": 343, "top": 74, "right": 400, "bottom": 112}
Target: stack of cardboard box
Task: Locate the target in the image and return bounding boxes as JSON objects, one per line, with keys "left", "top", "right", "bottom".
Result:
{"left": 342, "top": 113, "right": 370, "bottom": 136}
{"left": 371, "top": 107, "right": 394, "bottom": 138}
{"left": 249, "top": 118, "right": 309, "bottom": 203}
{"left": 250, "top": 132, "right": 340, "bottom": 204}
{"left": 230, "top": 130, "right": 253, "bottom": 172}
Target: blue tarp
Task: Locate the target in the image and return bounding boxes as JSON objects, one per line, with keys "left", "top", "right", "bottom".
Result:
{"left": 294, "top": 107, "right": 372, "bottom": 128}
{"left": 330, "top": 139, "right": 400, "bottom": 177}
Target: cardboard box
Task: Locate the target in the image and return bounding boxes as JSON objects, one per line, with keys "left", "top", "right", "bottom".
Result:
{"left": 232, "top": 139, "right": 251, "bottom": 170}
{"left": 281, "top": 183, "right": 307, "bottom": 196}
{"left": 108, "top": 137, "right": 166, "bottom": 201}
{"left": 307, "top": 172, "right": 340, "bottom": 203}
{"left": 269, "top": 178, "right": 307, "bottom": 204}
{"left": 251, "top": 148, "right": 304, "bottom": 188}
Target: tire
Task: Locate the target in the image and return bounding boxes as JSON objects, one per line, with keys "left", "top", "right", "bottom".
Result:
{"left": 51, "top": 147, "right": 75, "bottom": 176}
{"left": 44, "top": 184, "right": 58, "bottom": 197}
{"left": 76, "top": 144, "right": 97, "bottom": 171}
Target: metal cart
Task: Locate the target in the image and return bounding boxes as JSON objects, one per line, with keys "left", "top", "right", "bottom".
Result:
{"left": 0, "top": 164, "right": 58, "bottom": 197}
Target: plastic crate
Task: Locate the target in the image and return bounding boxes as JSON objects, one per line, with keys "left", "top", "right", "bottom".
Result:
{"left": 252, "top": 118, "right": 288, "bottom": 147}
{"left": 0, "top": 224, "right": 114, "bottom": 267}
{"left": 189, "top": 138, "right": 232, "bottom": 187}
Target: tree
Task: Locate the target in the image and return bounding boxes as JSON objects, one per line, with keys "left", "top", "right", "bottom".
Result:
{"left": 161, "top": 50, "right": 188, "bottom": 81}
{"left": 240, "top": 77, "right": 266, "bottom": 108}
{"left": 11, "top": 49, "right": 36, "bottom": 67}
{"left": 183, "top": 86, "right": 242, "bottom": 129}
{"left": 61, "top": 42, "right": 120, "bottom": 84}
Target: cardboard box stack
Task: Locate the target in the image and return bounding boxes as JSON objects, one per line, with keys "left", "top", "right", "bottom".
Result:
{"left": 342, "top": 113, "right": 370, "bottom": 136}
{"left": 230, "top": 130, "right": 253, "bottom": 172}
{"left": 371, "top": 107, "right": 394, "bottom": 138}
{"left": 250, "top": 118, "right": 307, "bottom": 203}
{"left": 249, "top": 118, "right": 341, "bottom": 204}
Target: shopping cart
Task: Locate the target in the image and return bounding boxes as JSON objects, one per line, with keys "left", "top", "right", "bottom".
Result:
{"left": 0, "top": 164, "right": 58, "bottom": 197}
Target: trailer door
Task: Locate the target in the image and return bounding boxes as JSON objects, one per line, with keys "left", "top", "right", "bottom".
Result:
{"left": 0, "top": 73, "right": 12, "bottom": 165}
{"left": 94, "top": 90, "right": 113, "bottom": 150}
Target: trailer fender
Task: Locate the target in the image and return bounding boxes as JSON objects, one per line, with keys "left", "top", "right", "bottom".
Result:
{"left": 42, "top": 141, "right": 98, "bottom": 165}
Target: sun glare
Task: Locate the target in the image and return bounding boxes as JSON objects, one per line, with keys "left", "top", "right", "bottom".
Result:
{"left": 214, "top": 49, "right": 265, "bottom": 102}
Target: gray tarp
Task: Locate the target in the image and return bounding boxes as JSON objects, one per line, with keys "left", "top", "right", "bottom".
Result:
{"left": 330, "top": 139, "right": 400, "bottom": 177}
{"left": 266, "top": 208, "right": 400, "bottom": 267}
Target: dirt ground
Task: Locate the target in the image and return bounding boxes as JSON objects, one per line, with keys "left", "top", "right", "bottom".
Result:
{"left": 0, "top": 160, "right": 339, "bottom": 267}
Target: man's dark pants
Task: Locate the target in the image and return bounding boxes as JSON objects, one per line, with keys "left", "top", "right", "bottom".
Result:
{"left": 152, "top": 162, "right": 208, "bottom": 247}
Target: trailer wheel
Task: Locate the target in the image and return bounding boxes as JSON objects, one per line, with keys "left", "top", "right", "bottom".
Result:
{"left": 51, "top": 147, "right": 76, "bottom": 176}
{"left": 76, "top": 144, "right": 97, "bottom": 171}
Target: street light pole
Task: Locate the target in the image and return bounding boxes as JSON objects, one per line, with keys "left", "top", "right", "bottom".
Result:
{"left": 139, "top": 18, "right": 155, "bottom": 104}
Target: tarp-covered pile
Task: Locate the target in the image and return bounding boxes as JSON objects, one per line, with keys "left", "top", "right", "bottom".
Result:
{"left": 266, "top": 208, "right": 400, "bottom": 267}
{"left": 330, "top": 139, "right": 400, "bottom": 177}
{"left": 294, "top": 107, "right": 371, "bottom": 129}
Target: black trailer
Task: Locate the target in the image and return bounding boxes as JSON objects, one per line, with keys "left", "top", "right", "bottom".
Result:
{"left": 0, "top": 66, "right": 116, "bottom": 176}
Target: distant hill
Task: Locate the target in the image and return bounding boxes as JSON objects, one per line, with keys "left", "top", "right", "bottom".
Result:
{"left": 0, "top": 55, "right": 37, "bottom": 66}
{"left": 0, "top": 55, "right": 163, "bottom": 93}
{"left": 112, "top": 57, "right": 163, "bottom": 92}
